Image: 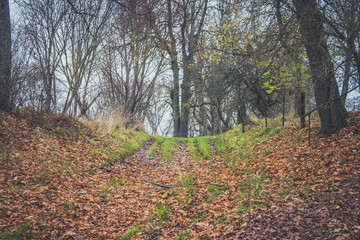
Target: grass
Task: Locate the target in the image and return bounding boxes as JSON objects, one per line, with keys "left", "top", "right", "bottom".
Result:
{"left": 118, "top": 226, "right": 142, "bottom": 240}
{"left": 238, "top": 174, "right": 267, "bottom": 201}
{"left": 187, "top": 138, "right": 200, "bottom": 162}
{"left": 148, "top": 137, "right": 165, "bottom": 156}
{"left": 161, "top": 138, "right": 179, "bottom": 160}
{"left": 0, "top": 147, "right": 13, "bottom": 163}
{"left": 177, "top": 229, "right": 191, "bottom": 240}
{"left": 187, "top": 136, "right": 216, "bottom": 161}
{"left": 216, "top": 117, "right": 291, "bottom": 166}
{"left": 148, "top": 136, "right": 185, "bottom": 160}
{"left": 207, "top": 183, "right": 230, "bottom": 201}
{"left": 107, "top": 130, "right": 149, "bottom": 161}
{"left": 196, "top": 136, "right": 214, "bottom": 159}
{"left": 108, "top": 178, "right": 124, "bottom": 186}
{"left": 0, "top": 222, "right": 36, "bottom": 239}
{"left": 154, "top": 204, "right": 171, "bottom": 220}
{"left": 100, "top": 187, "right": 110, "bottom": 198}
{"left": 178, "top": 174, "right": 197, "bottom": 195}
{"left": 65, "top": 202, "right": 75, "bottom": 212}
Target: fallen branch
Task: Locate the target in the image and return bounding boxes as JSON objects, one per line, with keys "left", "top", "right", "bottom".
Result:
{"left": 144, "top": 180, "right": 173, "bottom": 189}
{"left": 144, "top": 179, "right": 224, "bottom": 189}
{"left": 184, "top": 182, "right": 225, "bottom": 187}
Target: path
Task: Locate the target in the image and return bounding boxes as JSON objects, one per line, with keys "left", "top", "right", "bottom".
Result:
{"left": 97, "top": 137, "right": 360, "bottom": 239}
{"left": 112, "top": 138, "right": 239, "bottom": 239}
{"left": 50, "top": 136, "right": 359, "bottom": 239}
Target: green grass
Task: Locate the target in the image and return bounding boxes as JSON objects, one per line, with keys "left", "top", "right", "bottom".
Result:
{"left": 196, "top": 136, "right": 214, "bottom": 159}
{"left": 238, "top": 174, "right": 267, "bottom": 201}
{"left": 0, "top": 222, "right": 36, "bottom": 239}
{"left": 161, "top": 138, "right": 179, "bottom": 160}
{"left": 65, "top": 201, "right": 75, "bottom": 212}
{"left": 187, "top": 138, "right": 201, "bottom": 162}
{"left": 0, "top": 147, "right": 13, "bottom": 163}
{"left": 187, "top": 136, "right": 216, "bottom": 161}
{"left": 108, "top": 130, "right": 150, "bottom": 161}
{"left": 148, "top": 137, "right": 165, "bottom": 156}
{"left": 177, "top": 229, "right": 191, "bottom": 240}
{"left": 108, "top": 178, "right": 124, "bottom": 186}
{"left": 118, "top": 226, "right": 142, "bottom": 240}
{"left": 216, "top": 118, "right": 288, "bottom": 165}
{"left": 178, "top": 174, "right": 197, "bottom": 195}
{"left": 147, "top": 136, "right": 188, "bottom": 161}
{"left": 100, "top": 187, "right": 110, "bottom": 198}
{"left": 207, "top": 183, "right": 230, "bottom": 201}
{"left": 154, "top": 204, "right": 171, "bottom": 220}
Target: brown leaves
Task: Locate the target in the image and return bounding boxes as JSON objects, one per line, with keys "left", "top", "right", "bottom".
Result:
{"left": 1, "top": 111, "right": 360, "bottom": 239}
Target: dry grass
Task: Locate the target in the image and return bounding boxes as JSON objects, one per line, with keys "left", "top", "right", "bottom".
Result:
{"left": 84, "top": 107, "right": 145, "bottom": 136}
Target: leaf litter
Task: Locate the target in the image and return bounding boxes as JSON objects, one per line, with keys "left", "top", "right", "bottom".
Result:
{"left": 0, "top": 111, "right": 359, "bottom": 239}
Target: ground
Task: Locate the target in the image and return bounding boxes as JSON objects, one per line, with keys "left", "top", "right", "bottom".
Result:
{"left": 0, "top": 110, "right": 359, "bottom": 239}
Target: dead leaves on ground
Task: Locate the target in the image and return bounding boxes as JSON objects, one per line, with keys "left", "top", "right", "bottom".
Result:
{"left": 0, "top": 111, "right": 360, "bottom": 239}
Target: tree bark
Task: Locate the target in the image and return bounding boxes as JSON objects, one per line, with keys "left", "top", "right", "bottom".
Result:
{"left": 171, "top": 59, "right": 181, "bottom": 137}
{"left": 179, "top": 57, "right": 192, "bottom": 138}
{"left": 293, "top": 0, "right": 347, "bottom": 133}
{"left": 0, "top": 0, "right": 11, "bottom": 111}
{"left": 178, "top": 0, "right": 208, "bottom": 138}
{"left": 165, "top": 0, "right": 181, "bottom": 137}
{"left": 341, "top": 49, "right": 352, "bottom": 104}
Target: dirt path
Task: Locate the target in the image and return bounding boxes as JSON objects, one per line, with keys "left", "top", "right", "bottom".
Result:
{"left": 91, "top": 137, "right": 360, "bottom": 240}
{"left": 2, "top": 112, "right": 359, "bottom": 239}
{"left": 82, "top": 138, "right": 239, "bottom": 239}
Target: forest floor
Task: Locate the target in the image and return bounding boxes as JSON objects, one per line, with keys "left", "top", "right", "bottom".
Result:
{"left": 1, "top": 110, "right": 360, "bottom": 239}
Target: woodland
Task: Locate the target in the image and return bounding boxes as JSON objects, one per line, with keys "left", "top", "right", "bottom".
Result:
{"left": 0, "top": 0, "right": 360, "bottom": 239}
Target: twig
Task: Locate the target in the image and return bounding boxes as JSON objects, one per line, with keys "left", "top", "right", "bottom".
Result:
{"left": 190, "top": 182, "right": 224, "bottom": 187}
{"left": 301, "top": 85, "right": 360, "bottom": 118}
{"left": 144, "top": 180, "right": 173, "bottom": 189}
{"left": 144, "top": 179, "right": 224, "bottom": 189}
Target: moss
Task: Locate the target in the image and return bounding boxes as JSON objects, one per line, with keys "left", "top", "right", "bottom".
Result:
{"left": 148, "top": 137, "right": 165, "bottom": 156}
{"left": 108, "top": 130, "right": 150, "bottom": 160}
{"left": 187, "top": 138, "right": 201, "bottom": 162}
{"left": 161, "top": 138, "right": 178, "bottom": 160}
{"left": 196, "top": 137, "right": 213, "bottom": 159}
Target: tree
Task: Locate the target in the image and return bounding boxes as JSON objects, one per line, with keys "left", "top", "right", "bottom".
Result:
{"left": 99, "top": 0, "right": 165, "bottom": 124}
{"left": 293, "top": 0, "right": 347, "bottom": 133}
{"left": 60, "top": 0, "right": 112, "bottom": 117}
{"left": 19, "top": 0, "right": 67, "bottom": 112}
{"left": 150, "top": 0, "right": 208, "bottom": 137}
{"left": 322, "top": 0, "right": 360, "bottom": 105}
{"left": 0, "top": 0, "right": 11, "bottom": 111}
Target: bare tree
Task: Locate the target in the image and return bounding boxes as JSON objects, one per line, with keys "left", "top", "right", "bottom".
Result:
{"left": 18, "top": 0, "right": 68, "bottom": 112}
{"left": 151, "top": 0, "right": 208, "bottom": 137}
{"left": 99, "top": 1, "right": 165, "bottom": 124}
{"left": 322, "top": 0, "right": 360, "bottom": 104}
{"left": 59, "top": 0, "right": 112, "bottom": 117}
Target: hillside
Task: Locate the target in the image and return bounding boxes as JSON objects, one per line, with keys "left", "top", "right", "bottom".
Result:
{"left": 1, "top": 110, "right": 359, "bottom": 239}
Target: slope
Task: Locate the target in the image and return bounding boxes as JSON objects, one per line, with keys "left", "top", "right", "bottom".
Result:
{"left": 0, "top": 110, "right": 359, "bottom": 239}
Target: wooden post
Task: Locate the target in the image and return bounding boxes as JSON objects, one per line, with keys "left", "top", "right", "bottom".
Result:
{"left": 308, "top": 113, "right": 311, "bottom": 146}
{"left": 242, "top": 101, "right": 245, "bottom": 133}
{"left": 300, "top": 92, "right": 306, "bottom": 128}
{"left": 282, "top": 91, "right": 285, "bottom": 127}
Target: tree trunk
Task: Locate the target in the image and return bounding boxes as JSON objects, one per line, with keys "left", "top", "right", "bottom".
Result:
{"left": 0, "top": 0, "right": 11, "bottom": 111}
{"left": 293, "top": 0, "right": 347, "bottom": 133}
{"left": 341, "top": 49, "right": 351, "bottom": 104}
{"left": 171, "top": 59, "right": 181, "bottom": 137}
{"left": 179, "top": 60, "right": 191, "bottom": 138}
